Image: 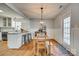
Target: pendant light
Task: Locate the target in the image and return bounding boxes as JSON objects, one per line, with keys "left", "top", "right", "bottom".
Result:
{"left": 40, "top": 7, "right": 44, "bottom": 24}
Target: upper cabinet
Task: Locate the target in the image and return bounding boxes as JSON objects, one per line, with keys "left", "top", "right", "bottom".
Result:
{"left": 3, "top": 17, "right": 12, "bottom": 27}
{"left": 0, "top": 17, "right": 15, "bottom": 32}
{"left": 3, "top": 17, "right": 7, "bottom": 27}
{"left": 8, "top": 17, "right": 11, "bottom": 27}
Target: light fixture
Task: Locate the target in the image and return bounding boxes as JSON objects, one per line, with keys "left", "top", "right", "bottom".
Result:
{"left": 0, "top": 10, "right": 3, "bottom": 12}
{"left": 40, "top": 21, "right": 44, "bottom": 24}
{"left": 40, "top": 7, "right": 44, "bottom": 24}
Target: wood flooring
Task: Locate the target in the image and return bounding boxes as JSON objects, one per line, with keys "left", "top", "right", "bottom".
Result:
{"left": 0, "top": 40, "right": 73, "bottom": 56}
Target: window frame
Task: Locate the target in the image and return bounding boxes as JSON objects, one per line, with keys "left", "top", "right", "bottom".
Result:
{"left": 63, "top": 16, "right": 71, "bottom": 45}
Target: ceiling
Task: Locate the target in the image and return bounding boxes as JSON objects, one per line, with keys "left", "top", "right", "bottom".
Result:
{"left": 11, "top": 3, "right": 68, "bottom": 19}
{"left": 0, "top": 3, "right": 24, "bottom": 18}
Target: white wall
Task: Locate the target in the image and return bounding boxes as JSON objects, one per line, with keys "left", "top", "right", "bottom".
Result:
{"left": 53, "top": 4, "right": 71, "bottom": 52}
{"left": 70, "top": 4, "right": 79, "bottom": 55}
{"left": 30, "top": 19, "right": 54, "bottom": 39}
{"left": 53, "top": 3, "right": 79, "bottom": 55}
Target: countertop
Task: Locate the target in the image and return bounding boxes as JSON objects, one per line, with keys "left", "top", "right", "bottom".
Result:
{"left": 8, "top": 32, "right": 28, "bottom": 35}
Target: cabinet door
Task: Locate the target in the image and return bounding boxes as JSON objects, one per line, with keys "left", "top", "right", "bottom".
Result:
{"left": 8, "top": 17, "right": 11, "bottom": 27}
{"left": 3, "top": 17, "right": 7, "bottom": 27}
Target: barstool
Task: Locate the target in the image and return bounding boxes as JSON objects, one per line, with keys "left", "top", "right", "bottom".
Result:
{"left": 36, "top": 39, "right": 47, "bottom": 56}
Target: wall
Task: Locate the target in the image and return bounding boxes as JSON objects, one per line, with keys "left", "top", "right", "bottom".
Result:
{"left": 53, "top": 3, "right": 79, "bottom": 55}
{"left": 70, "top": 4, "right": 79, "bottom": 55}
{"left": 30, "top": 19, "right": 54, "bottom": 39}
{"left": 53, "top": 4, "right": 71, "bottom": 52}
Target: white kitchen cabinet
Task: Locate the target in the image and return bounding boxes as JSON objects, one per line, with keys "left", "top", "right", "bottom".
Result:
{"left": 0, "top": 17, "right": 15, "bottom": 32}
{"left": 3, "top": 17, "right": 12, "bottom": 27}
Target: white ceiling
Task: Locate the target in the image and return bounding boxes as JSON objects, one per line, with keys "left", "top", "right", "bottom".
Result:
{"left": 11, "top": 3, "right": 68, "bottom": 19}
{"left": 0, "top": 3, "right": 24, "bottom": 18}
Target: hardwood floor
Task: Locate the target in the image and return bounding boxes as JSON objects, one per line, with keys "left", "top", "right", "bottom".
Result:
{"left": 0, "top": 40, "right": 73, "bottom": 56}
{"left": 0, "top": 41, "right": 33, "bottom": 56}
{"left": 50, "top": 40, "right": 73, "bottom": 56}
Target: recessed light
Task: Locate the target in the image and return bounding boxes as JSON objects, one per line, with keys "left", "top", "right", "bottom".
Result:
{"left": 0, "top": 10, "right": 3, "bottom": 12}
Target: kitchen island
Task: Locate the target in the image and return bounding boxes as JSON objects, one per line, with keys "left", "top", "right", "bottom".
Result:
{"left": 8, "top": 32, "right": 27, "bottom": 49}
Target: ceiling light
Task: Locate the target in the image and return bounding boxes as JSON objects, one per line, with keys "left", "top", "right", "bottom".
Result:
{"left": 0, "top": 10, "right": 3, "bottom": 12}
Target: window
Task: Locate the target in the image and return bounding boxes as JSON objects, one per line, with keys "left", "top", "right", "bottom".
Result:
{"left": 12, "top": 19, "right": 15, "bottom": 27}
{"left": 15, "top": 22, "right": 21, "bottom": 30}
{"left": 12, "top": 20, "right": 21, "bottom": 31}
{"left": 63, "top": 17, "right": 70, "bottom": 45}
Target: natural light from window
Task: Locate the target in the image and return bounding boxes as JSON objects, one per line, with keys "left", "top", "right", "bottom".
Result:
{"left": 63, "top": 17, "right": 70, "bottom": 45}
{"left": 12, "top": 19, "right": 21, "bottom": 31}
